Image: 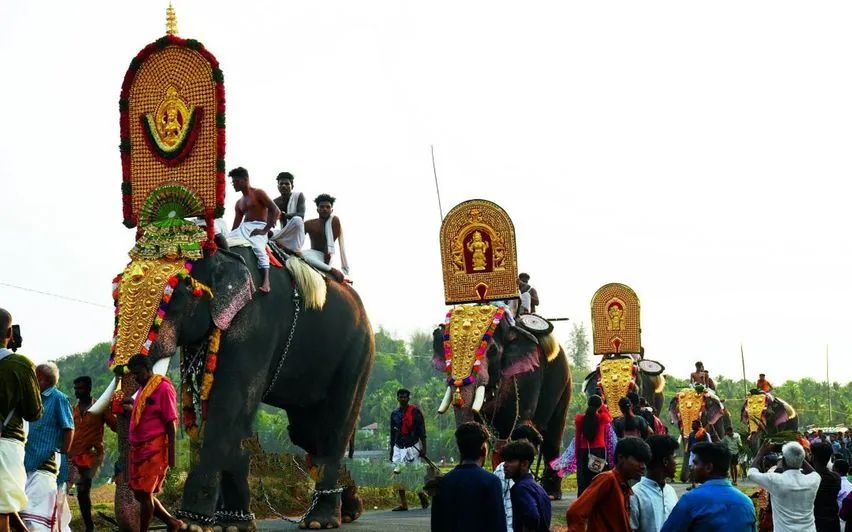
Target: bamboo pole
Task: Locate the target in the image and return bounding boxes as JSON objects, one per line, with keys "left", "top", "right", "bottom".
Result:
{"left": 741, "top": 343, "right": 748, "bottom": 398}
{"left": 827, "top": 345, "right": 833, "bottom": 425}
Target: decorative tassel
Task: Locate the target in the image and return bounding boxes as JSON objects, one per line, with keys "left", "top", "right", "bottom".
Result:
{"left": 453, "top": 387, "right": 464, "bottom": 407}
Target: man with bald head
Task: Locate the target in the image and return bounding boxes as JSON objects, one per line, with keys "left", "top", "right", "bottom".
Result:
{"left": 21, "top": 362, "right": 74, "bottom": 532}
{"left": 0, "top": 308, "right": 43, "bottom": 532}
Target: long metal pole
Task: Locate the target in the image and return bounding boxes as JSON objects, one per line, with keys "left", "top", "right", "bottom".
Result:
{"left": 740, "top": 343, "right": 748, "bottom": 398}
{"left": 827, "top": 345, "right": 833, "bottom": 425}
{"left": 431, "top": 145, "right": 444, "bottom": 222}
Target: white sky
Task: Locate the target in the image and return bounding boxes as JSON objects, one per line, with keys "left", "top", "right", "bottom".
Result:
{"left": 2, "top": 1, "right": 852, "bottom": 385}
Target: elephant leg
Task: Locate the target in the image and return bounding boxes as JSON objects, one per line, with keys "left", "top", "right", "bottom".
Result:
{"left": 293, "top": 334, "right": 372, "bottom": 530}
{"left": 539, "top": 381, "right": 571, "bottom": 500}
{"left": 178, "top": 362, "right": 264, "bottom": 529}
{"left": 114, "top": 375, "right": 141, "bottom": 532}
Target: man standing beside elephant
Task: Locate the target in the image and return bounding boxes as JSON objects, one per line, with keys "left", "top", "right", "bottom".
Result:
{"left": 122, "top": 354, "right": 184, "bottom": 532}
{"left": 389, "top": 388, "right": 429, "bottom": 511}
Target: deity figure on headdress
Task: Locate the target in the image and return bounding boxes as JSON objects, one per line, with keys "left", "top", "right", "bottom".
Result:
{"left": 607, "top": 301, "right": 625, "bottom": 331}
{"left": 467, "top": 231, "right": 489, "bottom": 271}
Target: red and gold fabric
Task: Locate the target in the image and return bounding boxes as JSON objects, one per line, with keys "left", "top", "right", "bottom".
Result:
{"left": 128, "top": 433, "right": 169, "bottom": 494}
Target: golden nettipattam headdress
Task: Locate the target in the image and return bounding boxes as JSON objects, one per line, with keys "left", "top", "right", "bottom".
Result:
{"left": 439, "top": 199, "right": 519, "bottom": 305}
{"left": 591, "top": 283, "right": 641, "bottom": 355}
{"left": 119, "top": 4, "right": 225, "bottom": 251}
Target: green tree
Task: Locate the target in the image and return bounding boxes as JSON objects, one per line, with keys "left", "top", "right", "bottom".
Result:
{"left": 567, "top": 323, "right": 590, "bottom": 372}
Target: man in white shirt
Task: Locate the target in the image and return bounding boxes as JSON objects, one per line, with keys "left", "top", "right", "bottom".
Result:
{"left": 748, "top": 440, "right": 821, "bottom": 532}
{"left": 630, "top": 435, "right": 679, "bottom": 531}
{"left": 493, "top": 425, "right": 542, "bottom": 532}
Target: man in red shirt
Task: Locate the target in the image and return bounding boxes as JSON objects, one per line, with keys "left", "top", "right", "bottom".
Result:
{"left": 756, "top": 374, "right": 773, "bottom": 393}
{"left": 69, "top": 376, "right": 116, "bottom": 532}
{"left": 566, "top": 437, "right": 651, "bottom": 531}
{"left": 122, "top": 355, "right": 183, "bottom": 532}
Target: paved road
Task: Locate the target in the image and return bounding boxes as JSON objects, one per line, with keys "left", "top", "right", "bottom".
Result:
{"left": 259, "top": 481, "right": 756, "bottom": 531}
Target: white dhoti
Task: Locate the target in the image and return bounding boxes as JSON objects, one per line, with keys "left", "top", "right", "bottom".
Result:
{"left": 0, "top": 438, "right": 27, "bottom": 514}
{"left": 54, "top": 484, "right": 71, "bottom": 532}
{"left": 301, "top": 249, "right": 333, "bottom": 273}
{"left": 20, "top": 469, "right": 58, "bottom": 532}
{"left": 271, "top": 217, "right": 305, "bottom": 251}
{"left": 227, "top": 220, "right": 269, "bottom": 269}
{"left": 392, "top": 444, "right": 421, "bottom": 465}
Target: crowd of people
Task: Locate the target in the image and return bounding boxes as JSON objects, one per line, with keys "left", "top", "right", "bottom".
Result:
{"left": 0, "top": 308, "right": 183, "bottom": 532}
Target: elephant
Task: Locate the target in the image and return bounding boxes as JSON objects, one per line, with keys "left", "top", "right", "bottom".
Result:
{"left": 742, "top": 390, "right": 799, "bottom": 453}
{"left": 431, "top": 308, "right": 572, "bottom": 498}
{"left": 581, "top": 355, "right": 666, "bottom": 418}
{"left": 91, "top": 247, "right": 374, "bottom": 530}
{"left": 668, "top": 385, "right": 731, "bottom": 482}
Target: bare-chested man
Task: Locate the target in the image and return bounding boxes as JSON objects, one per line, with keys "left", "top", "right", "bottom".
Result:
{"left": 227, "top": 167, "right": 280, "bottom": 293}
{"left": 303, "top": 194, "right": 349, "bottom": 282}
{"left": 270, "top": 172, "right": 306, "bottom": 253}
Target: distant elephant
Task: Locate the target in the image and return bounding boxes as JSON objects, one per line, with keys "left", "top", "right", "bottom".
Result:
{"left": 742, "top": 390, "right": 799, "bottom": 453}
{"left": 431, "top": 309, "right": 572, "bottom": 498}
{"left": 668, "top": 385, "right": 731, "bottom": 482}
{"left": 91, "top": 247, "right": 374, "bottom": 530}
{"left": 582, "top": 355, "right": 666, "bottom": 417}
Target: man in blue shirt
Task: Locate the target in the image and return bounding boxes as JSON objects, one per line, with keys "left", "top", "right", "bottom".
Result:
{"left": 431, "top": 422, "right": 507, "bottom": 532}
{"left": 502, "top": 439, "right": 551, "bottom": 532}
{"left": 661, "top": 442, "right": 755, "bottom": 532}
{"left": 21, "top": 363, "right": 74, "bottom": 532}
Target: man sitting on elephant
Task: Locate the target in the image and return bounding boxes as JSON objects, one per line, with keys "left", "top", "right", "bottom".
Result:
{"left": 227, "top": 166, "right": 280, "bottom": 293}
{"left": 690, "top": 362, "right": 716, "bottom": 390}
{"left": 304, "top": 194, "right": 349, "bottom": 282}
{"left": 122, "top": 354, "right": 184, "bottom": 532}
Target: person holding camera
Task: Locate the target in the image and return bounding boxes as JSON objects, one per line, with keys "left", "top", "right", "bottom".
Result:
{"left": 0, "top": 308, "right": 44, "bottom": 532}
{"left": 748, "top": 440, "right": 822, "bottom": 531}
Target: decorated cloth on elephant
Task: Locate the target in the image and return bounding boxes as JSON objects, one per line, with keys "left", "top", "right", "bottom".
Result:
{"left": 128, "top": 375, "right": 176, "bottom": 494}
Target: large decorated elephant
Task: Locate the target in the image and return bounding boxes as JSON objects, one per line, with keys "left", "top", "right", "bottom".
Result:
{"left": 431, "top": 307, "right": 572, "bottom": 498}
{"left": 668, "top": 385, "right": 731, "bottom": 481}
{"left": 92, "top": 247, "right": 374, "bottom": 530}
{"left": 582, "top": 355, "right": 666, "bottom": 417}
{"left": 742, "top": 390, "right": 799, "bottom": 453}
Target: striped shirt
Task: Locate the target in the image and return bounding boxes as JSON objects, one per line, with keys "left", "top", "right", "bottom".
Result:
{"left": 24, "top": 386, "right": 74, "bottom": 474}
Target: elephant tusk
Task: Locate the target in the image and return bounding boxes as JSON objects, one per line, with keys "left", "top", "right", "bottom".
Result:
{"left": 152, "top": 356, "right": 171, "bottom": 376}
{"left": 437, "top": 386, "right": 453, "bottom": 414}
{"left": 88, "top": 376, "right": 118, "bottom": 416}
{"left": 472, "top": 385, "right": 486, "bottom": 413}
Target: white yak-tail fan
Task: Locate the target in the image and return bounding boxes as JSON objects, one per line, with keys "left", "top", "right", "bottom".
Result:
{"left": 285, "top": 258, "right": 327, "bottom": 310}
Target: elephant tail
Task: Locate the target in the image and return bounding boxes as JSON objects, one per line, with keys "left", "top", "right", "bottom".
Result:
{"left": 348, "top": 432, "right": 355, "bottom": 459}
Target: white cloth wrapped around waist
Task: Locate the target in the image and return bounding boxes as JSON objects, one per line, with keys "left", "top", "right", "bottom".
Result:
{"left": 227, "top": 220, "right": 270, "bottom": 269}
{"left": 0, "top": 437, "right": 27, "bottom": 514}
{"left": 271, "top": 217, "right": 305, "bottom": 251}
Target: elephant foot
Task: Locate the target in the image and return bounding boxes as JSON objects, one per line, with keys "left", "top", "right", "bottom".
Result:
{"left": 540, "top": 469, "right": 562, "bottom": 500}
{"left": 213, "top": 510, "right": 257, "bottom": 532}
{"left": 175, "top": 510, "right": 216, "bottom": 532}
{"left": 298, "top": 493, "right": 342, "bottom": 529}
{"left": 340, "top": 485, "right": 363, "bottom": 523}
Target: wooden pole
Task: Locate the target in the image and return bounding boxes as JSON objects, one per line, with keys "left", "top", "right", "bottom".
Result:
{"left": 431, "top": 145, "right": 444, "bottom": 222}
{"left": 827, "top": 345, "right": 833, "bottom": 425}
{"left": 740, "top": 343, "right": 748, "bottom": 398}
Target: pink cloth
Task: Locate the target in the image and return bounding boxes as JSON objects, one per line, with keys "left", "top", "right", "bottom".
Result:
{"left": 128, "top": 379, "right": 177, "bottom": 445}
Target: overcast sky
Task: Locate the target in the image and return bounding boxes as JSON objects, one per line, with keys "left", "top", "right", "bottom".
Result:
{"left": 2, "top": 1, "right": 852, "bottom": 386}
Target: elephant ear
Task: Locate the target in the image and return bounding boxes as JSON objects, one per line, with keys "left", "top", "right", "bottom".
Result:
{"left": 501, "top": 325, "right": 541, "bottom": 379}
{"left": 432, "top": 326, "right": 447, "bottom": 372}
{"left": 668, "top": 396, "right": 680, "bottom": 427}
{"left": 209, "top": 252, "right": 255, "bottom": 331}
{"left": 704, "top": 396, "right": 725, "bottom": 426}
